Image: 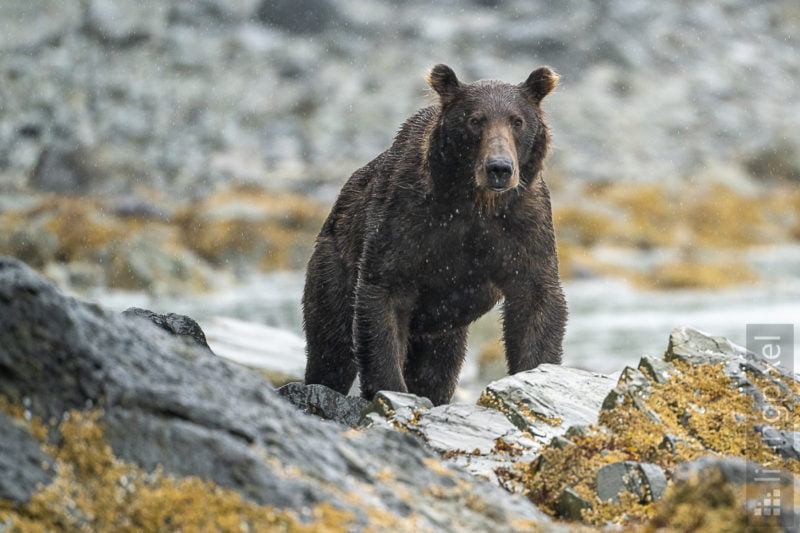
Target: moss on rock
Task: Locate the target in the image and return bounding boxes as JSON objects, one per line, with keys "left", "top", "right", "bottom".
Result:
{"left": 512, "top": 357, "right": 798, "bottom": 528}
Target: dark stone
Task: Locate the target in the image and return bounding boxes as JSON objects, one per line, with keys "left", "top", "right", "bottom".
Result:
{"left": 0, "top": 412, "right": 55, "bottom": 505}
{"left": 0, "top": 0, "right": 82, "bottom": 52}
{"left": 122, "top": 307, "right": 211, "bottom": 351}
{"left": 596, "top": 461, "right": 666, "bottom": 504}
{"left": 556, "top": 486, "right": 592, "bottom": 520}
{"left": 638, "top": 462, "right": 667, "bottom": 501}
{"left": 276, "top": 382, "right": 369, "bottom": 426}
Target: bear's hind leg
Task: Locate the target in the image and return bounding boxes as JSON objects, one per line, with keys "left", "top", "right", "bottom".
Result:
{"left": 403, "top": 327, "right": 468, "bottom": 406}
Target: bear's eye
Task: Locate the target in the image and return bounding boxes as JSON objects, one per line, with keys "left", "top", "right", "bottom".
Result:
{"left": 511, "top": 117, "right": 524, "bottom": 129}
{"left": 468, "top": 117, "right": 482, "bottom": 129}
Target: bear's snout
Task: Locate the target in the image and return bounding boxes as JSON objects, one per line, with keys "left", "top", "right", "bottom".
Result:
{"left": 485, "top": 157, "right": 515, "bottom": 191}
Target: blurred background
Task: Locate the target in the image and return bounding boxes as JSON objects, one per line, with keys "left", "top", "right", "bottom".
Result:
{"left": 1, "top": 0, "right": 798, "bottom": 398}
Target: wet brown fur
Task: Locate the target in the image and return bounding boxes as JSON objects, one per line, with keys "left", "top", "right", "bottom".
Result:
{"left": 303, "top": 65, "right": 567, "bottom": 405}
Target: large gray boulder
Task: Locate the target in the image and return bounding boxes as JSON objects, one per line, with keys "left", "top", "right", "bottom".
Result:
{"left": 0, "top": 256, "right": 552, "bottom": 530}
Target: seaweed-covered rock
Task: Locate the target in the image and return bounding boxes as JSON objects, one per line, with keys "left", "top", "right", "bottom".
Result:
{"left": 754, "top": 425, "right": 800, "bottom": 462}
{"left": 556, "top": 487, "right": 593, "bottom": 521}
{"left": 601, "top": 366, "right": 662, "bottom": 423}
{"left": 665, "top": 326, "right": 750, "bottom": 366}
{"left": 518, "top": 326, "right": 799, "bottom": 528}
{"left": 637, "top": 355, "right": 676, "bottom": 384}
{"left": 0, "top": 256, "right": 551, "bottom": 531}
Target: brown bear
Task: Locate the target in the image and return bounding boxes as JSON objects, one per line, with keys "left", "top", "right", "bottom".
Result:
{"left": 303, "top": 64, "right": 567, "bottom": 405}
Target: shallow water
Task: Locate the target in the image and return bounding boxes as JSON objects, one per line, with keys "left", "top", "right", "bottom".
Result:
{"left": 90, "top": 245, "right": 800, "bottom": 398}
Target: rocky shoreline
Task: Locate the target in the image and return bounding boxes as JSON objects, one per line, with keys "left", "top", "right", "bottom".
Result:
{"left": 1, "top": 255, "right": 797, "bottom": 531}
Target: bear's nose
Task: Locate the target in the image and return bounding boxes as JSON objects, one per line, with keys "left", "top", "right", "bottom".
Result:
{"left": 485, "top": 157, "right": 514, "bottom": 190}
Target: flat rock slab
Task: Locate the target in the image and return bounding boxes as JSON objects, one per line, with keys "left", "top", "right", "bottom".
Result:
{"left": 479, "top": 364, "right": 617, "bottom": 444}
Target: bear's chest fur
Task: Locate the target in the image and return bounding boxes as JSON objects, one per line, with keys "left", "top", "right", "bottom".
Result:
{"left": 381, "top": 201, "right": 530, "bottom": 334}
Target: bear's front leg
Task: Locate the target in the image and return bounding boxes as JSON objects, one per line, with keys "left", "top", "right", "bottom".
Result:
{"left": 353, "top": 281, "right": 410, "bottom": 400}
{"left": 502, "top": 279, "right": 567, "bottom": 373}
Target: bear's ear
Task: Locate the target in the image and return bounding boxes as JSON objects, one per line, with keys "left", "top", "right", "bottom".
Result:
{"left": 427, "top": 64, "right": 461, "bottom": 103}
{"left": 520, "top": 66, "right": 559, "bottom": 104}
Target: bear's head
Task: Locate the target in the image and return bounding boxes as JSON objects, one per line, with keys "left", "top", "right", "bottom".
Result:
{"left": 427, "top": 64, "right": 558, "bottom": 197}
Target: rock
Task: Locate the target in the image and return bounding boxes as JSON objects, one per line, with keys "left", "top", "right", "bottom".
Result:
{"left": 673, "top": 456, "right": 791, "bottom": 486}
{"left": 596, "top": 461, "right": 667, "bottom": 504}
{"left": 0, "top": 412, "right": 54, "bottom": 505}
{"left": 666, "top": 327, "right": 799, "bottom": 416}
{"left": 366, "top": 399, "right": 540, "bottom": 484}
{"left": 0, "top": 0, "right": 798, "bottom": 199}
{"left": 414, "top": 403, "right": 524, "bottom": 455}
{"left": 29, "top": 144, "right": 99, "bottom": 195}
{"left": 478, "top": 364, "right": 616, "bottom": 444}
{"left": 638, "top": 355, "right": 676, "bottom": 384}
{"left": 638, "top": 462, "right": 668, "bottom": 501}
{"left": 556, "top": 487, "right": 592, "bottom": 520}
{"left": 549, "top": 436, "right": 574, "bottom": 450}
{"left": 122, "top": 307, "right": 211, "bottom": 350}
{"left": 498, "top": 327, "right": 799, "bottom": 528}
{"left": 0, "top": 0, "right": 82, "bottom": 51}
{"left": 86, "top": 0, "right": 168, "bottom": 45}
{"left": 601, "top": 366, "right": 662, "bottom": 423}
{"left": 361, "top": 390, "right": 433, "bottom": 422}
{"left": 665, "top": 326, "right": 749, "bottom": 366}
{"left": 754, "top": 425, "right": 800, "bottom": 462}
{"left": 0, "top": 256, "right": 550, "bottom": 529}
{"left": 663, "top": 456, "right": 800, "bottom": 533}
{"left": 563, "top": 425, "right": 593, "bottom": 439}
{"left": 673, "top": 456, "right": 799, "bottom": 532}
{"left": 277, "top": 382, "right": 369, "bottom": 426}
